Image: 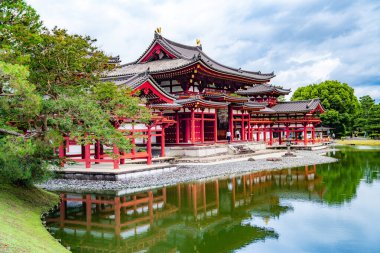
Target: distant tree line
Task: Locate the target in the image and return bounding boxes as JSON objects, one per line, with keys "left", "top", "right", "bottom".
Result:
{"left": 292, "top": 80, "right": 380, "bottom": 138}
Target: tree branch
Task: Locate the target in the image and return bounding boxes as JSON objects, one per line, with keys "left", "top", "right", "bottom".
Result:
{"left": 0, "top": 128, "right": 25, "bottom": 137}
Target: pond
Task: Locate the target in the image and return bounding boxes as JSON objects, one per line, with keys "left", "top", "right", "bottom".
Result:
{"left": 45, "top": 146, "right": 380, "bottom": 253}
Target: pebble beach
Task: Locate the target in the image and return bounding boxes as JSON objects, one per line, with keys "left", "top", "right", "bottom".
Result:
{"left": 39, "top": 150, "right": 338, "bottom": 194}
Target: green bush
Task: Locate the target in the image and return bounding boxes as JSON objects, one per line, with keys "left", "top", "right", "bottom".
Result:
{"left": 0, "top": 136, "right": 53, "bottom": 186}
{"left": 370, "top": 133, "right": 380, "bottom": 139}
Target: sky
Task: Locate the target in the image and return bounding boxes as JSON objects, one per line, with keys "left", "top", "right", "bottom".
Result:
{"left": 26, "top": 0, "right": 380, "bottom": 101}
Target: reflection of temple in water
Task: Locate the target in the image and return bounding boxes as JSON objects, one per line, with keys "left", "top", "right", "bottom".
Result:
{"left": 46, "top": 165, "right": 324, "bottom": 253}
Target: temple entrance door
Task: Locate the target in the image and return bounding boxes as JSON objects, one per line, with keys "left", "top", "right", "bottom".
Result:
{"left": 217, "top": 108, "right": 229, "bottom": 141}
{"left": 180, "top": 120, "right": 188, "bottom": 143}
{"left": 195, "top": 120, "right": 201, "bottom": 143}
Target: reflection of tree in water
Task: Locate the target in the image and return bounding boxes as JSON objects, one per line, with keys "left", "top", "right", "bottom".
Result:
{"left": 152, "top": 222, "right": 278, "bottom": 253}
{"left": 318, "top": 147, "right": 380, "bottom": 205}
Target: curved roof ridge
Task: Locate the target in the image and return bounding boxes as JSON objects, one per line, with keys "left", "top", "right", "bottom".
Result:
{"left": 133, "top": 36, "right": 158, "bottom": 63}
{"left": 156, "top": 39, "right": 187, "bottom": 58}
{"left": 161, "top": 36, "right": 199, "bottom": 51}
{"left": 269, "top": 84, "right": 291, "bottom": 91}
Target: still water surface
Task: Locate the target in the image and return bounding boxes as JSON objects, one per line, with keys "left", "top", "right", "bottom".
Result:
{"left": 46, "top": 147, "right": 380, "bottom": 253}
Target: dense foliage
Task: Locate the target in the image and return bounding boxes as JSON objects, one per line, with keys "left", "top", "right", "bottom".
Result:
{"left": 0, "top": 0, "right": 149, "bottom": 185}
{"left": 291, "top": 80, "right": 379, "bottom": 137}
{"left": 354, "top": 96, "right": 380, "bottom": 138}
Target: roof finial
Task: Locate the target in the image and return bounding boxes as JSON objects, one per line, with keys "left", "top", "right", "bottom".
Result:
{"left": 196, "top": 38, "right": 202, "bottom": 50}
{"left": 156, "top": 27, "right": 162, "bottom": 34}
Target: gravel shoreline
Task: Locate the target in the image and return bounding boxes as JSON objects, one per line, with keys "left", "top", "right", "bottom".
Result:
{"left": 38, "top": 150, "right": 338, "bottom": 194}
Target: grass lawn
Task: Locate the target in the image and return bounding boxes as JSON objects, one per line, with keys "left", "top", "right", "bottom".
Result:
{"left": 0, "top": 183, "right": 69, "bottom": 253}
{"left": 337, "top": 139, "right": 380, "bottom": 146}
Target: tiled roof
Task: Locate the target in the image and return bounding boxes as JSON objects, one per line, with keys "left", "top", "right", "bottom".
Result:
{"left": 237, "top": 84, "right": 291, "bottom": 95}
{"left": 149, "top": 103, "right": 182, "bottom": 109}
{"left": 106, "top": 32, "right": 275, "bottom": 81}
{"left": 108, "top": 72, "right": 176, "bottom": 100}
{"left": 270, "top": 99, "right": 323, "bottom": 113}
{"left": 107, "top": 58, "right": 194, "bottom": 77}
{"left": 176, "top": 96, "right": 228, "bottom": 108}
{"left": 232, "top": 102, "right": 266, "bottom": 110}
{"left": 248, "top": 101, "right": 269, "bottom": 106}
{"left": 204, "top": 93, "right": 248, "bottom": 103}
{"left": 259, "top": 107, "right": 276, "bottom": 113}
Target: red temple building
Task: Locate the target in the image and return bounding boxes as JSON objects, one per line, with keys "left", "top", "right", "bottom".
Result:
{"left": 59, "top": 31, "right": 327, "bottom": 168}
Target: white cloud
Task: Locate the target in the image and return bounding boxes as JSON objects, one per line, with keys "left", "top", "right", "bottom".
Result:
{"left": 26, "top": 0, "right": 380, "bottom": 101}
{"left": 355, "top": 86, "right": 380, "bottom": 100}
{"left": 274, "top": 55, "right": 341, "bottom": 99}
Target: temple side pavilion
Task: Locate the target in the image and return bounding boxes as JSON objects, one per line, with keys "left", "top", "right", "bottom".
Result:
{"left": 59, "top": 31, "right": 326, "bottom": 168}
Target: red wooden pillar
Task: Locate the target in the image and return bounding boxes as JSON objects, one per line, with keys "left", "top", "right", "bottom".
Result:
{"left": 229, "top": 106, "right": 234, "bottom": 141}
{"left": 81, "top": 145, "right": 85, "bottom": 159}
{"left": 214, "top": 109, "right": 218, "bottom": 142}
{"left": 113, "top": 144, "right": 119, "bottom": 169}
{"left": 131, "top": 123, "right": 136, "bottom": 159}
{"left": 175, "top": 111, "right": 180, "bottom": 144}
{"left": 58, "top": 144, "right": 65, "bottom": 167}
{"left": 190, "top": 109, "right": 195, "bottom": 144}
{"left": 285, "top": 124, "right": 290, "bottom": 139}
{"left": 248, "top": 114, "right": 252, "bottom": 141}
{"left": 241, "top": 114, "right": 245, "bottom": 141}
{"left": 269, "top": 125, "right": 273, "bottom": 145}
{"left": 161, "top": 125, "right": 165, "bottom": 157}
{"left": 147, "top": 125, "right": 152, "bottom": 165}
{"left": 279, "top": 127, "right": 282, "bottom": 145}
{"left": 185, "top": 119, "right": 190, "bottom": 143}
{"left": 263, "top": 124, "right": 267, "bottom": 142}
{"left": 85, "top": 143, "right": 91, "bottom": 169}
{"left": 120, "top": 150, "right": 125, "bottom": 164}
{"left": 65, "top": 137, "right": 70, "bottom": 152}
{"left": 312, "top": 125, "right": 315, "bottom": 144}
{"left": 304, "top": 124, "right": 308, "bottom": 146}
{"left": 201, "top": 109, "right": 205, "bottom": 143}
{"left": 257, "top": 125, "right": 260, "bottom": 141}
{"left": 100, "top": 143, "right": 104, "bottom": 157}
{"left": 94, "top": 140, "right": 100, "bottom": 164}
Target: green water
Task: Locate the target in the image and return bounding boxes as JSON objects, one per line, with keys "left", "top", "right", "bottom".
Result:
{"left": 46, "top": 146, "right": 380, "bottom": 253}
